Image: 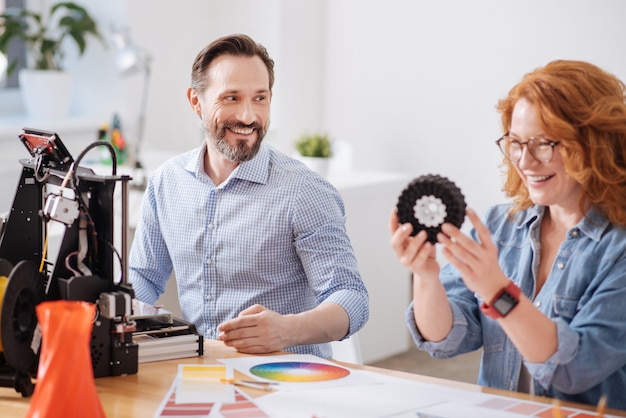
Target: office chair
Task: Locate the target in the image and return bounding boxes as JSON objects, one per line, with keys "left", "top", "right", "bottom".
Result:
{"left": 330, "top": 333, "right": 363, "bottom": 365}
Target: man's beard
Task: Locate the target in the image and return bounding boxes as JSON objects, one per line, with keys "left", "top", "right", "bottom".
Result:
{"left": 203, "top": 120, "right": 267, "bottom": 162}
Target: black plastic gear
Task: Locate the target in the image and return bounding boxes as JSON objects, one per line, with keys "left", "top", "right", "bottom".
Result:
{"left": 396, "top": 174, "right": 466, "bottom": 243}
{"left": 2, "top": 260, "right": 45, "bottom": 378}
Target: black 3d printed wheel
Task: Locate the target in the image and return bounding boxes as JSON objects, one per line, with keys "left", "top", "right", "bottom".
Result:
{"left": 396, "top": 174, "right": 466, "bottom": 243}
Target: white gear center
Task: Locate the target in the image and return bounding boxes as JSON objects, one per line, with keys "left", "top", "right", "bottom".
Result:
{"left": 413, "top": 195, "right": 447, "bottom": 227}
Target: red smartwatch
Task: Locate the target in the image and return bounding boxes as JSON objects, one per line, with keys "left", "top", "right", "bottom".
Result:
{"left": 480, "top": 280, "right": 521, "bottom": 319}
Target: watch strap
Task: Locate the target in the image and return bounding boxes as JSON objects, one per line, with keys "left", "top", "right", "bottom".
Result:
{"left": 480, "top": 280, "right": 521, "bottom": 319}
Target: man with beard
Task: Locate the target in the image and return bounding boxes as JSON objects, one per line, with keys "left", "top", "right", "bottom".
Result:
{"left": 128, "top": 34, "right": 369, "bottom": 358}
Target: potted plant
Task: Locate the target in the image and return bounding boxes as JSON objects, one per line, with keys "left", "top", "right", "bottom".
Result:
{"left": 0, "top": 2, "right": 103, "bottom": 119}
{"left": 294, "top": 132, "right": 333, "bottom": 176}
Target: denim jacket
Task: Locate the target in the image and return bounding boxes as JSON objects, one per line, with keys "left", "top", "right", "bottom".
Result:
{"left": 406, "top": 204, "right": 626, "bottom": 410}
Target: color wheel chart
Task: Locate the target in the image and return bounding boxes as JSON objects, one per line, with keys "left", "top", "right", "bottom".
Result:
{"left": 249, "top": 361, "right": 350, "bottom": 382}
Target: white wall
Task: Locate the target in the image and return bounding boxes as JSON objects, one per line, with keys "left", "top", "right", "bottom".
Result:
{"left": 8, "top": 0, "right": 626, "bottom": 217}
{"left": 324, "top": 0, "right": 626, "bottom": 218}
{"left": 114, "top": 0, "right": 626, "bottom": 220}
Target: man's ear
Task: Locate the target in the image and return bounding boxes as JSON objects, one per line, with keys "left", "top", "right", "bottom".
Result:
{"left": 186, "top": 87, "right": 202, "bottom": 117}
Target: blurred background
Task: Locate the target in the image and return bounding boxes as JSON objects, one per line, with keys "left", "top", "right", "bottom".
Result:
{"left": 1, "top": 0, "right": 625, "bottom": 216}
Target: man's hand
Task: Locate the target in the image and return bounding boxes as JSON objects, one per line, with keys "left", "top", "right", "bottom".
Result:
{"left": 217, "top": 304, "right": 295, "bottom": 354}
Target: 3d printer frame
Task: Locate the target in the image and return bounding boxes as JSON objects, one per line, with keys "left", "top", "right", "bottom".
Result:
{"left": 0, "top": 128, "right": 138, "bottom": 397}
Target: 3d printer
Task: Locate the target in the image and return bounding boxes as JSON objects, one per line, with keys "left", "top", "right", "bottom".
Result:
{"left": 0, "top": 128, "right": 202, "bottom": 397}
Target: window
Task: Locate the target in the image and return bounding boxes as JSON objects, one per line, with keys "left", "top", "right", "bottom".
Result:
{"left": 0, "top": 0, "right": 25, "bottom": 115}
{"left": 0, "top": 0, "right": 26, "bottom": 89}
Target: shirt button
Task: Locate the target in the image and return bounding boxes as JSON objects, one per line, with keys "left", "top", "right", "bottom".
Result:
{"left": 206, "top": 295, "right": 211, "bottom": 301}
{"left": 571, "top": 230, "right": 579, "bottom": 237}
{"left": 207, "top": 258, "right": 212, "bottom": 265}
{"left": 535, "top": 301, "right": 541, "bottom": 308}
{"left": 208, "top": 223, "right": 215, "bottom": 229}
{"left": 557, "top": 262, "right": 565, "bottom": 269}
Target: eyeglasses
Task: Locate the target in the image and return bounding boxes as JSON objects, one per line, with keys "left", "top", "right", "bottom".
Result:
{"left": 495, "top": 133, "right": 560, "bottom": 163}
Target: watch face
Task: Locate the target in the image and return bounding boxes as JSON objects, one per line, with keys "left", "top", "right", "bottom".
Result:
{"left": 493, "top": 292, "right": 518, "bottom": 315}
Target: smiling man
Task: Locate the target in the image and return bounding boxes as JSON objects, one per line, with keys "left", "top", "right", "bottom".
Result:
{"left": 129, "top": 34, "right": 369, "bottom": 358}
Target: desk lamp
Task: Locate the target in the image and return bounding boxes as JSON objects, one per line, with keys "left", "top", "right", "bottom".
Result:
{"left": 111, "top": 26, "right": 151, "bottom": 187}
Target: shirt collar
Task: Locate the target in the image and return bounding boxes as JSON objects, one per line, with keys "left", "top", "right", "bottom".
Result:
{"left": 231, "top": 143, "right": 270, "bottom": 185}
{"left": 515, "top": 205, "right": 609, "bottom": 241}
{"left": 515, "top": 205, "right": 542, "bottom": 229}
{"left": 577, "top": 206, "right": 610, "bottom": 241}
{"left": 185, "top": 142, "right": 271, "bottom": 186}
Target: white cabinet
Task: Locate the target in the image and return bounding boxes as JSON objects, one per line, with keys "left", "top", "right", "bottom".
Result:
{"left": 329, "top": 171, "right": 412, "bottom": 363}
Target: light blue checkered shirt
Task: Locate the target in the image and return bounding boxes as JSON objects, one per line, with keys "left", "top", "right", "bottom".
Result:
{"left": 129, "top": 142, "right": 369, "bottom": 358}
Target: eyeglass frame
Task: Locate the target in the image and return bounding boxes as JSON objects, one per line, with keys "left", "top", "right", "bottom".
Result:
{"left": 495, "top": 132, "right": 561, "bottom": 164}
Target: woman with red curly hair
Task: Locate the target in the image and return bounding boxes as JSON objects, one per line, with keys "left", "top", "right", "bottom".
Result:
{"left": 390, "top": 60, "right": 626, "bottom": 410}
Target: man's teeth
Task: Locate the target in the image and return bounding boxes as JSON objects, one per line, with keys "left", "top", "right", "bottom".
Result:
{"left": 527, "top": 175, "right": 551, "bottom": 182}
{"left": 230, "top": 127, "right": 254, "bottom": 134}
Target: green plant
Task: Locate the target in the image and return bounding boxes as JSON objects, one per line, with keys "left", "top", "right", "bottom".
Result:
{"left": 295, "top": 133, "right": 332, "bottom": 158}
{"left": 0, "top": 2, "right": 103, "bottom": 74}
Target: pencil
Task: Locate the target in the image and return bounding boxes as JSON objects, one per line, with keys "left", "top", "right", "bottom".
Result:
{"left": 219, "top": 378, "right": 278, "bottom": 391}
{"left": 596, "top": 394, "right": 607, "bottom": 418}
{"left": 233, "top": 381, "right": 276, "bottom": 391}
{"left": 552, "top": 399, "right": 563, "bottom": 418}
